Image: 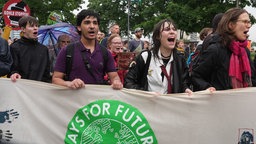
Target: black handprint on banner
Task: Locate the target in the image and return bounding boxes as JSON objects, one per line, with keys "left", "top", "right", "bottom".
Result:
{"left": 0, "top": 109, "right": 19, "bottom": 124}
{"left": 0, "top": 129, "right": 13, "bottom": 143}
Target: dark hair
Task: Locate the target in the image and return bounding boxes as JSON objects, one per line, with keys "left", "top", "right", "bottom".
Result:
{"left": 76, "top": 9, "right": 100, "bottom": 26}
{"left": 212, "top": 13, "right": 224, "bottom": 33}
{"left": 18, "top": 16, "right": 38, "bottom": 28}
{"left": 216, "top": 7, "right": 249, "bottom": 46}
{"left": 152, "top": 19, "right": 177, "bottom": 59}
{"left": 76, "top": 9, "right": 100, "bottom": 35}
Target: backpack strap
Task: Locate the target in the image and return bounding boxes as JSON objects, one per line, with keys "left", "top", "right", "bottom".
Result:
{"left": 64, "top": 42, "right": 109, "bottom": 82}
{"left": 80, "top": 51, "right": 95, "bottom": 79}
{"left": 138, "top": 49, "right": 151, "bottom": 74}
{"left": 145, "top": 50, "right": 151, "bottom": 72}
{"left": 64, "top": 43, "right": 75, "bottom": 81}
{"left": 99, "top": 45, "right": 108, "bottom": 71}
{"left": 139, "top": 50, "right": 151, "bottom": 90}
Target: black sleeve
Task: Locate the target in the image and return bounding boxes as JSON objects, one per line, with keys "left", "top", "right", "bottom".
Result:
{"left": 254, "top": 54, "right": 256, "bottom": 72}
{"left": 124, "top": 51, "right": 150, "bottom": 90}
{"left": 124, "top": 55, "right": 144, "bottom": 90}
{"left": 246, "top": 49, "right": 256, "bottom": 87}
{"left": 0, "top": 38, "right": 13, "bottom": 76}
{"left": 9, "top": 42, "right": 20, "bottom": 76}
{"left": 191, "top": 44, "right": 219, "bottom": 90}
{"left": 42, "top": 46, "right": 51, "bottom": 83}
{"left": 181, "top": 55, "right": 191, "bottom": 92}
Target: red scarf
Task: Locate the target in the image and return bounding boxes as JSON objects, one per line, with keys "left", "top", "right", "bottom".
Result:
{"left": 229, "top": 40, "right": 252, "bottom": 88}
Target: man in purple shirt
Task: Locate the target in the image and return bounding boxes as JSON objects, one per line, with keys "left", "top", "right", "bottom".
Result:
{"left": 52, "top": 9, "right": 123, "bottom": 90}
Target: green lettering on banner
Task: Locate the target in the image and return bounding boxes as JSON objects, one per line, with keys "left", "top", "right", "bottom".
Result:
{"left": 64, "top": 100, "right": 158, "bottom": 144}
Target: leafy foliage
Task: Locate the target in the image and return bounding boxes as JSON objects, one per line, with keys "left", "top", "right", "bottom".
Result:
{"left": 87, "top": 0, "right": 255, "bottom": 38}
{"left": 1, "top": 0, "right": 255, "bottom": 37}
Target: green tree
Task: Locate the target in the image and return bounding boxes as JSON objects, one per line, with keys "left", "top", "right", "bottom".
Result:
{"left": 1, "top": 0, "right": 84, "bottom": 26}
{"left": 87, "top": 0, "right": 255, "bottom": 38}
{"left": 252, "top": 41, "right": 256, "bottom": 47}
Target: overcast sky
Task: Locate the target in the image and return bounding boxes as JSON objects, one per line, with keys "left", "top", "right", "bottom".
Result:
{"left": 245, "top": 6, "right": 256, "bottom": 42}
{"left": 74, "top": 2, "right": 256, "bottom": 42}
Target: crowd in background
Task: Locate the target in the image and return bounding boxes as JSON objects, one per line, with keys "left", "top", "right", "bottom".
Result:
{"left": 1, "top": 7, "right": 256, "bottom": 95}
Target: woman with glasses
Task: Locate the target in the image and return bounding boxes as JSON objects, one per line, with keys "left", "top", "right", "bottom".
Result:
{"left": 105, "top": 34, "right": 127, "bottom": 84}
{"left": 191, "top": 7, "right": 256, "bottom": 92}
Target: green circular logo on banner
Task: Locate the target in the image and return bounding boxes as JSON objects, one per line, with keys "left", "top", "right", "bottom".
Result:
{"left": 65, "top": 100, "right": 157, "bottom": 144}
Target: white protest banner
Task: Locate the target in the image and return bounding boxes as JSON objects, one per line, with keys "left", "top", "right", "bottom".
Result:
{"left": 0, "top": 78, "right": 256, "bottom": 144}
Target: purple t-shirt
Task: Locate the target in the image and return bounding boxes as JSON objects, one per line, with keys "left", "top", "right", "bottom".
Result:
{"left": 54, "top": 41, "right": 116, "bottom": 84}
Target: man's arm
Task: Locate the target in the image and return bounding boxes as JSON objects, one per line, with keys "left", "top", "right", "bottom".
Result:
{"left": 52, "top": 71, "right": 85, "bottom": 89}
{"left": 108, "top": 72, "right": 123, "bottom": 90}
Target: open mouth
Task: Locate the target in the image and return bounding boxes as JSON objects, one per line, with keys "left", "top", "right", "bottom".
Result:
{"left": 244, "top": 31, "right": 249, "bottom": 38}
{"left": 167, "top": 38, "right": 175, "bottom": 42}
{"left": 33, "top": 32, "right": 38, "bottom": 35}
{"left": 89, "top": 31, "right": 95, "bottom": 34}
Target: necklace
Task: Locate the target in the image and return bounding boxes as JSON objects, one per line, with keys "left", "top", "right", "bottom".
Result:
{"left": 161, "top": 53, "right": 171, "bottom": 59}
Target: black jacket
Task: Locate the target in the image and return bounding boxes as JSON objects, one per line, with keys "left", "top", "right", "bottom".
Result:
{"left": 10, "top": 37, "right": 51, "bottom": 82}
{"left": 0, "top": 37, "right": 13, "bottom": 76}
{"left": 124, "top": 49, "right": 190, "bottom": 93}
{"left": 254, "top": 54, "right": 256, "bottom": 70}
{"left": 191, "top": 34, "right": 256, "bottom": 90}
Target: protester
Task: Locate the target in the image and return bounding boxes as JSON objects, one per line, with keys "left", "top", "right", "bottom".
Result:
{"left": 122, "top": 40, "right": 129, "bottom": 52}
{"left": 189, "top": 13, "right": 223, "bottom": 74}
{"left": 52, "top": 9, "right": 123, "bottom": 90}
{"left": 0, "top": 37, "right": 13, "bottom": 77}
{"left": 124, "top": 19, "right": 192, "bottom": 95}
{"left": 48, "top": 34, "right": 71, "bottom": 74}
{"left": 187, "top": 27, "right": 213, "bottom": 66}
{"left": 197, "top": 27, "right": 213, "bottom": 47}
{"left": 186, "top": 27, "right": 213, "bottom": 91}
{"left": 143, "top": 39, "right": 151, "bottom": 50}
{"left": 10, "top": 16, "right": 51, "bottom": 82}
{"left": 191, "top": 7, "right": 256, "bottom": 92}
{"left": 97, "top": 30, "right": 105, "bottom": 43}
{"left": 128, "top": 27, "right": 144, "bottom": 53}
{"left": 100, "top": 23, "right": 120, "bottom": 49}
{"left": 105, "top": 34, "right": 127, "bottom": 84}
{"left": 211, "top": 13, "right": 224, "bottom": 33}
{"left": 186, "top": 43, "right": 197, "bottom": 65}
{"left": 107, "top": 34, "right": 123, "bottom": 53}
{"left": 176, "top": 39, "right": 185, "bottom": 55}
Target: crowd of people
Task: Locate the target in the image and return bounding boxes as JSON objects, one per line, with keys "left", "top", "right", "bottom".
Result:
{"left": 0, "top": 7, "right": 256, "bottom": 95}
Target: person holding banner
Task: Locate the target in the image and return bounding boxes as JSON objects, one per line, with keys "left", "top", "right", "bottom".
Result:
{"left": 9, "top": 16, "right": 51, "bottom": 82}
{"left": 52, "top": 9, "right": 123, "bottom": 90}
{"left": 124, "top": 19, "right": 192, "bottom": 95}
{"left": 191, "top": 7, "right": 256, "bottom": 92}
